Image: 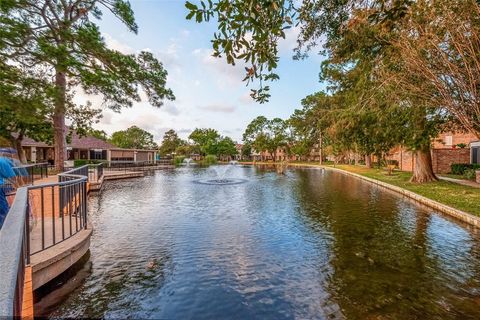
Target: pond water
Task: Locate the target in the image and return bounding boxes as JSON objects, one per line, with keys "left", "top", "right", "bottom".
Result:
{"left": 35, "top": 166, "right": 480, "bottom": 319}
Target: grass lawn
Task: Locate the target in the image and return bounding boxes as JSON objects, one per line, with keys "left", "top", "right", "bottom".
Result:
{"left": 326, "top": 164, "right": 480, "bottom": 216}
{"left": 438, "top": 173, "right": 470, "bottom": 180}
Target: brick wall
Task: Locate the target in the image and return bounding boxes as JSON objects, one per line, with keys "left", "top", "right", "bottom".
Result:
{"left": 432, "top": 148, "right": 470, "bottom": 173}
{"left": 387, "top": 147, "right": 415, "bottom": 172}
{"left": 387, "top": 147, "right": 470, "bottom": 174}
{"left": 432, "top": 131, "right": 478, "bottom": 149}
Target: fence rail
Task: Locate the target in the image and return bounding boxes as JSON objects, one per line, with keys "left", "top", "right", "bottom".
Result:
{"left": 0, "top": 166, "right": 88, "bottom": 318}
{"left": 104, "top": 160, "right": 172, "bottom": 173}
{"left": 1, "top": 163, "right": 49, "bottom": 194}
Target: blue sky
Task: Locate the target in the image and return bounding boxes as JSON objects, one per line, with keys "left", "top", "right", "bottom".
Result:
{"left": 83, "top": 0, "right": 325, "bottom": 143}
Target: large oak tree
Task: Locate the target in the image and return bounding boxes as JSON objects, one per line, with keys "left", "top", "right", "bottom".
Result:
{"left": 1, "top": 0, "right": 174, "bottom": 170}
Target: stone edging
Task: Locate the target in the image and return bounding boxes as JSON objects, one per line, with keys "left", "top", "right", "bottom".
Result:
{"left": 286, "top": 163, "right": 480, "bottom": 228}
{"left": 328, "top": 166, "right": 480, "bottom": 227}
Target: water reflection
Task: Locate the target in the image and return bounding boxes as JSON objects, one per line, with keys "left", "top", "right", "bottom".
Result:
{"left": 36, "top": 167, "right": 480, "bottom": 319}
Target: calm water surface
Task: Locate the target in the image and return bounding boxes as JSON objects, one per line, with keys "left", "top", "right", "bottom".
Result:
{"left": 36, "top": 166, "right": 480, "bottom": 319}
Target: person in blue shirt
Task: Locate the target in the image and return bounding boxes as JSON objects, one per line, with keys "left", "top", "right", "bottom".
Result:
{"left": 0, "top": 157, "right": 16, "bottom": 229}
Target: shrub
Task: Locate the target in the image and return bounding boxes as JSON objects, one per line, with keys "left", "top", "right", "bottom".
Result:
{"left": 174, "top": 156, "right": 185, "bottom": 166}
{"left": 457, "top": 143, "right": 467, "bottom": 149}
{"left": 451, "top": 163, "right": 480, "bottom": 175}
{"left": 74, "top": 159, "right": 88, "bottom": 167}
{"left": 464, "top": 169, "right": 477, "bottom": 180}
{"left": 202, "top": 155, "right": 217, "bottom": 165}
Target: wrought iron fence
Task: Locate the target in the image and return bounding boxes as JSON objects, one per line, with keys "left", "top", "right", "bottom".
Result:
{"left": 104, "top": 160, "right": 172, "bottom": 173}
{"left": 0, "top": 163, "right": 49, "bottom": 195}
{"left": 0, "top": 166, "right": 88, "bottom": 317}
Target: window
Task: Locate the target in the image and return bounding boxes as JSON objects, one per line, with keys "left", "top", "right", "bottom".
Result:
{"left": 445, "top": 135, "right": 453, "bottom": 146}
{"left": 90, "top": 150, "right": 107, "bottom": 160}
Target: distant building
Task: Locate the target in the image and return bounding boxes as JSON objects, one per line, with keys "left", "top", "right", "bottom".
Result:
{"left": 235, "top": 144, "right": 243, "bottom": 161}
{"left": 386, "top": 131, "right": 480, "bottom": 173}
{"left": 20, "top": 131, "right": 157, "bottom": 165}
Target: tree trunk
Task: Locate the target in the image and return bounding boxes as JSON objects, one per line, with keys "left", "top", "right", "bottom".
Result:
{"left": 365, "top": 154, "right": 372, "bottom": 168}
{"left": 54, "top": 69, "right": 67, "bottom": 171}
{"left": 12, "top": 133, "right": 27, "bottom": 164}
{"left": 318, "top": 131, "right": 323, "bottom": 165}
{"left": 410, "top": 148, "right": 437, "bottom": 183}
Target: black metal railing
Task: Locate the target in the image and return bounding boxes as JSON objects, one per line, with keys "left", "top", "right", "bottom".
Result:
{"left": 0, "top": 163, "right": 49, "bottom": 193}
{"left": 0, "top": 167, "right": 88, "bottom": 317}
{"left": 88, "top": 163, "right": 104, "bottom": 183}
{"left": 104, "top": 160, "right": 172, "bottom": 173}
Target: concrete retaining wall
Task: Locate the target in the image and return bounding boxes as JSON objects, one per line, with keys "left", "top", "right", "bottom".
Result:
{"left": 284, "top": 163, "right": 480, "bottom": 228}
{"left": 323, "top": 166, "right": 480, "bottom": 228}
{"left": 30, "top": 227, "right": 92, "bottom": 290}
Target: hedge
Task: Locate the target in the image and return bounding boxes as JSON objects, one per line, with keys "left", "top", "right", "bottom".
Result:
{"left": 451, "top": 163, "right": 480, "bottom": 175}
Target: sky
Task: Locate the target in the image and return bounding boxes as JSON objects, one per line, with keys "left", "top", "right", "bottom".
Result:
{"left": 80, "top": 0, "right": 326, "bottom": 144}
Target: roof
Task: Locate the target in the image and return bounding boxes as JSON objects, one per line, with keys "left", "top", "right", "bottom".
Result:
{"left": 21, "top": 131, "right": 115, "bottom": 150}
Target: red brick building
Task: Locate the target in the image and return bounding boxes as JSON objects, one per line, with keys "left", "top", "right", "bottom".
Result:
{"left": 387, "top": 131, "right": 480, "bottom": 174}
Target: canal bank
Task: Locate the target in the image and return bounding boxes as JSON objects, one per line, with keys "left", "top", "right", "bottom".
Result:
{"left": 248, "top": 162, "right": 480, "bottom": 228}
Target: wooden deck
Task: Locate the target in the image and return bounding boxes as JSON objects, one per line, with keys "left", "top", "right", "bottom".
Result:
{"left": 29, "top": 176, "right": 86, "bottom": 254}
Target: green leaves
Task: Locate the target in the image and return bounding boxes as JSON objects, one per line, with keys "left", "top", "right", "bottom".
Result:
{"left": 243, "top": 116, "right": 288, "bottom": 154}
{"left": 185, "top": 0, "right": 294, "bottom": 103}
{"left": 112, "top": 0, "right": 138, "bottom": 33}
{"left": 0, "top": 0, "right": 174, "bottom": 146}
{"left": 159, "top": 129, "right": 184, "bottom": 156}
{"left": 110, "top": 126, "right": 158, "bottom": 149}
{"left": 187, "top": 128, "right": 237, "bottom": 157}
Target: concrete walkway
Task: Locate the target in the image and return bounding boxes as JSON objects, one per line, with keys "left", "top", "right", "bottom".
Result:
{"left": 438, "top": 176, "right": 480, "bottom": 188}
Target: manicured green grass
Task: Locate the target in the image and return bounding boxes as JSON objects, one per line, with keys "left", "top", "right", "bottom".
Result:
{"left": 328, "top": 165, "right": 480, "bottom": 216}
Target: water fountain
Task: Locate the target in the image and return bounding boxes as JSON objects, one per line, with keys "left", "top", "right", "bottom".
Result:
{"left": 229, "top": 160, "right": 239, "bottom": 165}
{"left": 183, "top": 158, "right": 194, "bottom": 166}
{"left": 196, "top": 164, "right": 247, "bottom": 185}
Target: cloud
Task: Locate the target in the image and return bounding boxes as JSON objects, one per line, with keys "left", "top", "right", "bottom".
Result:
{"left": 100, "top": 111, "right": 114, "bottom": 125}
{"left": 278, "top": 25, "right": 301, "bottom": 55}
{"left": 158, "top": 42, "right": 180, "bottom": 68}
{"left": 103, "top": 33, "right": 135, "bottom": 54}
{"left": 197, "top": 103, "right": 237, "bottom": 113}
{"left": 193, "top": 48, "right": 247, "bottom": 87}
{"left": 238, "top": 91, "right": 257, "bottom": 105}
{"left": 162, "top": 102, "right": 181, "bottom": 116}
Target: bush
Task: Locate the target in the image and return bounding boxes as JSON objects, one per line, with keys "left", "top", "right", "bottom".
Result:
{"left": 451, "top": 163, "right": 480, "bottom": 175}
{"left": 202, "top": 155, "right": 217, "bottom": 165}
{"left": 174, "top": 156, "right": 185, "bottom": 166}
{"left": 464, "top": 169, "right": 477, "bottom": 180}
{"left": 74, "top": 159, "right": 88, "bottom": 167}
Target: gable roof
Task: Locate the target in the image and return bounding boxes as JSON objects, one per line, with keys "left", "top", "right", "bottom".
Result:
{"left": 21, "top": 131, "right": 115, "bottom": 150}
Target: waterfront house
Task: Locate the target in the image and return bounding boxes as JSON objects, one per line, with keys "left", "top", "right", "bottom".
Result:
{"left": 20, "top": 131, "right": 158, "bottom": 165}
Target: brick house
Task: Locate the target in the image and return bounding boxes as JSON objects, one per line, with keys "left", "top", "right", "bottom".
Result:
{"left": 387, "top": 131, "right": 480, "bottom": 173}
{"left": 21, "top": 131, "right": 158, "bottom": 165}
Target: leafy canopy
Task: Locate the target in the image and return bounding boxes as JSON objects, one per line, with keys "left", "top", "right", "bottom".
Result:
{"left": 110, "top": 126, "right": 158, "bottom": 150}
{"left": 159, "top": 129, "right": 185, "bottom": 156}
{"left": 1, "top": 0, "right": 175, "bottom": 110}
